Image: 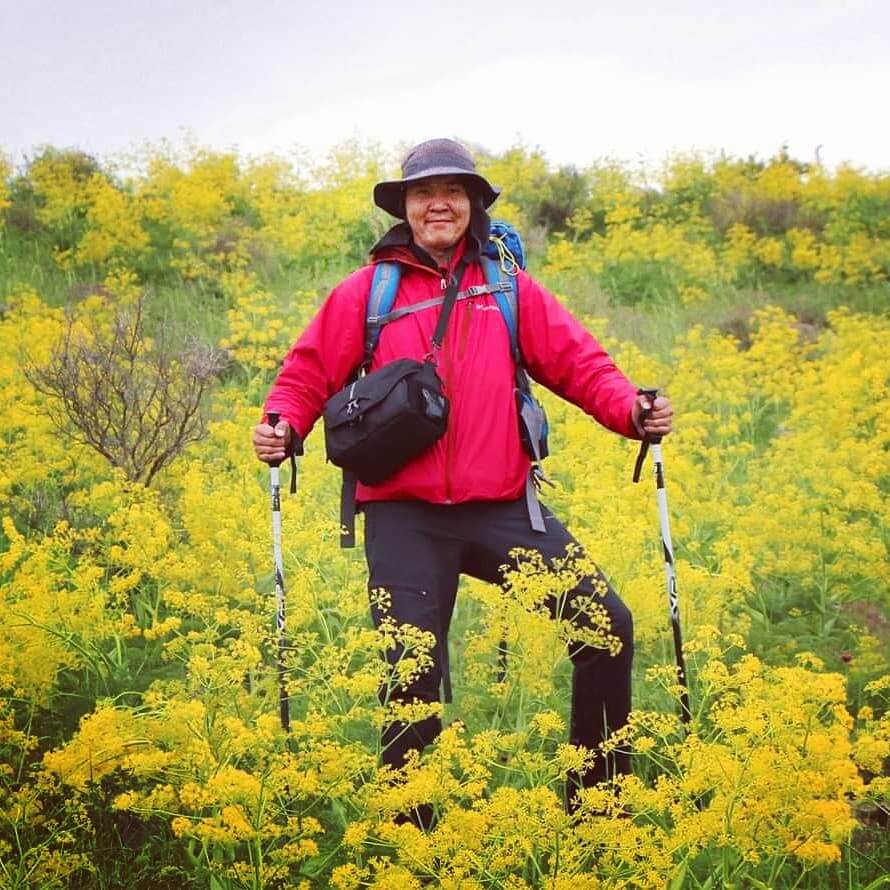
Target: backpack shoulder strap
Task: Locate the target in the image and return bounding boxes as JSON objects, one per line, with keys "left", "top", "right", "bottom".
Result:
{"left": 480, "top": 255, "right": 520, "bottom": 364}
{"left": 341, "top": 262, "right": 402, "bottom": 550}
{"left": 481, "top": 256, "right": 548, "bottom": 534}
{"left": 365, "top": 262, "right": 402, "bottom": 362}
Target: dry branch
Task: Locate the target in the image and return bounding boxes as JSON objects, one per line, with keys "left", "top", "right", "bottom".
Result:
{"left": 26, "top": 296, "right": 227, "bottom": 485}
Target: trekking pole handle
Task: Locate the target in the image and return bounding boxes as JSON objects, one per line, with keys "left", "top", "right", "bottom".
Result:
{"left": 637, "top": 387, "right": 662, "bottom": 445}
{"left": 266, "top": 411, "right": 283, "bottom": 469}
{"left": 632, "top": 387, "right": 659, "bottom": 483}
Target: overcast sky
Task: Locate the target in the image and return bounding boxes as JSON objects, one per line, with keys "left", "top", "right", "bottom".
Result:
{"left": 3, "top": 0, "right": 888, "bottom": 173}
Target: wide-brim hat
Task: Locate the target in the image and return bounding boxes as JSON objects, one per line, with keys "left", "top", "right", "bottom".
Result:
{"left": 374, "top": 138, "right": 500, "bottom": 219}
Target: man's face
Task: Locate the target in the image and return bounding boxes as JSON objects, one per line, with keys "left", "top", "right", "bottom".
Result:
{"left": 404, "top": 176, "right": 471, "bottom": 259}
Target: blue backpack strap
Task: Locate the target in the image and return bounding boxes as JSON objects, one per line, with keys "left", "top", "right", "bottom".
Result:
{"left": 365, "top": 262, "right": 402, "bottom": 363}
{"left": 480, "top": 256, "right": 547, "bottom": 534}
{"left": 480, "top": 255, "right": 520, "bottom": 364}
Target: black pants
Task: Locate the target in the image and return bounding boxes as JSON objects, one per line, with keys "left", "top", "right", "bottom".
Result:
{"left": 364, "top": 496, "right": 633, "bottom": 794}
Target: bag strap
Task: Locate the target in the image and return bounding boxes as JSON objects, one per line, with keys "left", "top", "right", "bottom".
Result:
{"left": 340, "top": 470, "right": 358, "bottom": 548}
{"left": 430, "top": 258, "right": 469, "bottom": 353}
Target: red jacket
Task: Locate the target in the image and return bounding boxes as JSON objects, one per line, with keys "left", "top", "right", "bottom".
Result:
{"left": 264, "top": 237, "right": 641, "bottom": 504}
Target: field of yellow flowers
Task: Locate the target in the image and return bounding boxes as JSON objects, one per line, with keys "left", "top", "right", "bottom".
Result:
{"left": 0, "top": 144, "right": 888, "bottom": 889}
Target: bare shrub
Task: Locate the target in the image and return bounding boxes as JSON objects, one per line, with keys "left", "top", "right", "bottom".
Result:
{"left": 26, "top": 296, "right": 227, "bottom": 485}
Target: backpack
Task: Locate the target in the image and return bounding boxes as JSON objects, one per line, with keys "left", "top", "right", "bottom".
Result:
{"left": 338, "top": 221, "right": 549, "bottom": 547}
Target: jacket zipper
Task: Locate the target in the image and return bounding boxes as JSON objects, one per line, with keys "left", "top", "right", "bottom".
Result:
{"left": 458, "top": 301, "right": 472, "bottom": 360}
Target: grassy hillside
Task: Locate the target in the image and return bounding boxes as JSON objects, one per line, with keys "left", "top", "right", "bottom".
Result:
{"left": 0, "top": 143, "right": 888, "bottom": 888}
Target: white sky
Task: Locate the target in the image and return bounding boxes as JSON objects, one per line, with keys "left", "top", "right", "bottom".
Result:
{"left": 3, "top": 0, "right": 889, "bottom": 173}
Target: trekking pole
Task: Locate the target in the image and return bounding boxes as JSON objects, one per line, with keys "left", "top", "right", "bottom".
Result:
{"left": 266, "top": 411, "right": 290, "bottom": 732}
{"left": 632, "top": 389, "right": 692, "bottom": 727}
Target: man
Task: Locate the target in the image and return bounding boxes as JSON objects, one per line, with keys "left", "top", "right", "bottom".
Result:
{"left": 253, "top": 138, "right": 673, "bottom": 816}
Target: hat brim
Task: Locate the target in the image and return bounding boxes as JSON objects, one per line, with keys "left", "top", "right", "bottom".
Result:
{"left": 373, "top": 168, "right": 500, "bottom": 219}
